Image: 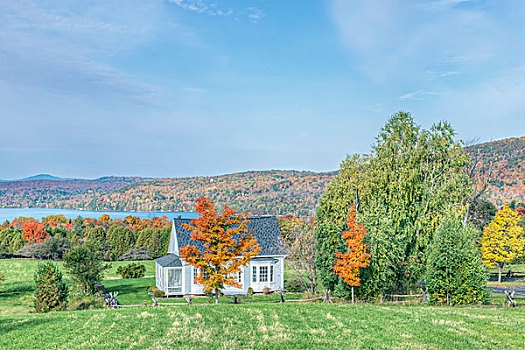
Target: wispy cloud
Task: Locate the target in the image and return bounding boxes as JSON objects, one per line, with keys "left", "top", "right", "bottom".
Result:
{"left": 330, "top": 0, "right": 524, "bottom": 83}
{"left": 168, "top": 0, "right": 233, "bottom": 16}
{"left": 244, "top": 7, "right": 265, "bottom": 23}
{"left": 168, "top": 0, "right": 264, "bottom": 22}
{"left": 400, "top": 90, "right": 438, "bottom": 100}
{"left": 0, "top": 0, "right": 163, "bottom": 102}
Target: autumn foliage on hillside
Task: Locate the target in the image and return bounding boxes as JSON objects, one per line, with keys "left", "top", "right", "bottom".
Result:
{"left": 0, "top": 137, "right": 523, "bottom": 214}
{"left": 465, "top": 136, "right": 525, "bottom": 206}
{"left": 0, "top": 170, "right": 336, "bottom": 215}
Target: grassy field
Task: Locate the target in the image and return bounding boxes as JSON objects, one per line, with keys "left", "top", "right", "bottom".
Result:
{"left": 1, "top": 303, "right": 524, "bottom": 349}
{"left": 1, "top": 258, "right": 525, "bottom": 349}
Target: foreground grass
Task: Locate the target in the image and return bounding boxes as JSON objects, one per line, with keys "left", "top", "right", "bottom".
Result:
{"left": 1, "top": 303, "right": 524, "bottom": 349}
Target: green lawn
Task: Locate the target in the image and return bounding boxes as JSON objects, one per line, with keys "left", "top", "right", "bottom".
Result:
{"left": 1, "top": 303, "right": 524, "bottom": 349}
{"left": 1, "top": 258, "right": 525, "bottom": 349}
{"left": 0, "top": 259, "right": 156, "bottom": 315}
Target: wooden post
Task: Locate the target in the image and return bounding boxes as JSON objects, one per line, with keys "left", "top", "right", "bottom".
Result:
{"left": 505, "top": 290, "right": 517, "bottom": 307}
{"left": 279, "top": 290, "right": 285, "bottom": 303}
{"left": 351, "top": 286, "right": 355, "bottom": 304}
{"left": 322, "top": 290, "right": 331, "bottom": 304}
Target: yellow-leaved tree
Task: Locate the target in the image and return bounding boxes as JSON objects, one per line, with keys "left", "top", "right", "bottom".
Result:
{"left": 481, "top": 203, "right": 524, "bottom": 283}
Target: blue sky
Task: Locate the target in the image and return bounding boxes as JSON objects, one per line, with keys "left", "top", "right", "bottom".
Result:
{"left": 1, "top": 0, "right": 524, "bottom": 179}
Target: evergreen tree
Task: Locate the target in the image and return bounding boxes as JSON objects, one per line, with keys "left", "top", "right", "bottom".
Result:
{"left": 34, "top": 262, "right": 69, "bottom": 312}
{"left": 63, "top": 245, "right": 109, "bottom": 294}
{"left": 425, "top": 212, "right": 487, "bottom": 305}
{"left": 72, "top": 216, "right": 85, "bottom": 238}
{"left": 106, "top": 225, "right": 136, "bottom": 260}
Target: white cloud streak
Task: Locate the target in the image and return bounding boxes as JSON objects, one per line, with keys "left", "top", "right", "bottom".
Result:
{"left": 168, "top": 0, "right": 264, "bottom": 22}
{"left": 0, "top": 0, "right": 163, "bottom": 102}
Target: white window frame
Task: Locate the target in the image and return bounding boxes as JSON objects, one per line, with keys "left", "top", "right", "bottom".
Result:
{"left": 192, "top": 267, "right": 199, "bottom": 285}
{"left": 251, "top": 263, "right": 275, "bottom": 283}
{"left": 166, "top": 267, "right": 183, "bottom": 294}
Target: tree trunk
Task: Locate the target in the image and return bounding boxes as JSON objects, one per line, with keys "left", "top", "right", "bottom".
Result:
{"left": 351, "top": 286, "right": 355, "bottom": 304}
{"left": 498, "top": 264, "right": 504, "bottom": 283}
{"left": 215, "top": 288, "right": 219, "bottom": 305}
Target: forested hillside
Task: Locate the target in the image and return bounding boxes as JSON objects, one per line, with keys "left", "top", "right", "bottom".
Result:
{"left": 0, "top": 137, "right": 522, "bottom": 214}
{"left": 82, "top": 171, "right": 335, "bottom": 215}
{"left": 465, "top": 136, "right": 525, "bottom": 206}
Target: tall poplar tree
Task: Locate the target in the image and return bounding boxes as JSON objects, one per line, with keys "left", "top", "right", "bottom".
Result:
{"left": 316, "top": 112, "right": 471, "bottom": 297}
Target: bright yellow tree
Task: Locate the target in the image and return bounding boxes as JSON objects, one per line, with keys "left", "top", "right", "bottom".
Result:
{"left": 481, "top": 203, "right": 524, "bottom": 282}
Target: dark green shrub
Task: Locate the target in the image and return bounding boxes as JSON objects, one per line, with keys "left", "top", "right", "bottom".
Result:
{"left": 285, "top": 279, "right": 306, "bottom": 293}
{"left": 34, "top": 262, "right": 68, "bottom": 312}
{"left": 63, "top": 245, "right": 110, "bottom": 294}
{"left": 117, "top": 263, "right": 146, "bottom": 278}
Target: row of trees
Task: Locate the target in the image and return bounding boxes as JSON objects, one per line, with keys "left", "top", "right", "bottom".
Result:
{"left": 0, "top": 214, "right": 171, "bottom": 260}
{"left": 287, "top": 112, "right": 525, "bottom": 304}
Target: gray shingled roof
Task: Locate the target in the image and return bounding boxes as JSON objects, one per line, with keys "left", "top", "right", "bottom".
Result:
{"left": 174, "top": 216, "right": 286, "bottom": 256}
{"left": 155, "top": 254, "right": 183, "bottom": 267}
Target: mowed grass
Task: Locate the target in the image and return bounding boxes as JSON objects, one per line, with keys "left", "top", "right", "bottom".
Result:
{"left": 1, "top": 303, "right": 524, "bottom": 349}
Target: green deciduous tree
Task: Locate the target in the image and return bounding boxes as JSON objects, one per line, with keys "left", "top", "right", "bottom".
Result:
{"left": 481, "top": 203, "right": 525, "bottom": 282}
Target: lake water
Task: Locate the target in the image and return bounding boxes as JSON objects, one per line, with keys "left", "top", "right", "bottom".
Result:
{"left": 0, "top": 208, "right": 197, "bottom": 222}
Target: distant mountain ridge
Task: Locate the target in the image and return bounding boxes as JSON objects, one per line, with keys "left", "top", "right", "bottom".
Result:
{"left": 0, "top": 174, "right": 69, "bottom": 182}
{"left": 0, "top": 137, "right": 522, "bottom": 214}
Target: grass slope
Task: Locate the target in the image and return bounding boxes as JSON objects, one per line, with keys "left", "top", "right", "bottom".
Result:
{"left": 1, "top": 304, "right": 524, "bottom": 349}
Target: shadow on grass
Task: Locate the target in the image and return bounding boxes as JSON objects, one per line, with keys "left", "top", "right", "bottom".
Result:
{"left": 0, "top": 282, "right": 34, "bottom": 300}
{"left": 0, "top": 316, "right": 52, "bottom": 336}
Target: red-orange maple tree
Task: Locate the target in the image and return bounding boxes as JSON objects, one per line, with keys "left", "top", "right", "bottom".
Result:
{"left": 22, "top": 221, "right": 49, "bottom": 243}
{"left": 180, "top": 197, "right": 261, "bottom": 304}
{"left": 333, "top": 204, "right": 371, "bottom": 300}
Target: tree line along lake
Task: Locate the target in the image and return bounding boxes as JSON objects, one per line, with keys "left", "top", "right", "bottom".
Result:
{"left": 0, "top": 208, "right": 196, "bottom": 222}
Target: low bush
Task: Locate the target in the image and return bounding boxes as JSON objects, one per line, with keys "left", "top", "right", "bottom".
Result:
{"left": 117, "top": 263, "right": 146, "bottom": 278}
{"left": 262, "top": 287, "right": 271, "bottom": 295}
{"left": 68, "top": 295, "right": 105, "bottom": 311}
{"left": 247, "top": 287, "right": 254, "bottom": 296}
{"left": 16, "top": 236, "right": 70, "bottom": 260}
{"left": 34, "top": 262, "right": 69, "bottom": 313}
{"left": 285, "top": 279, "right": 306, "bottom": 293}
{"left": 119, "top": 248, "right": 152, "bottom": 261}
{"left": 153, "top": 289, "right": 165, "bottom": 298}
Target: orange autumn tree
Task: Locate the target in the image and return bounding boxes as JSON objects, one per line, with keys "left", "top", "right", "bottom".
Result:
{"left": 333, "top": 204, "right": 371, "bottom": 303}
{"left": 180, "top": 197, "right": 261, "bottom": 304}
{"left": 22, "top": 221, "right": 49, "bottom": 243}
